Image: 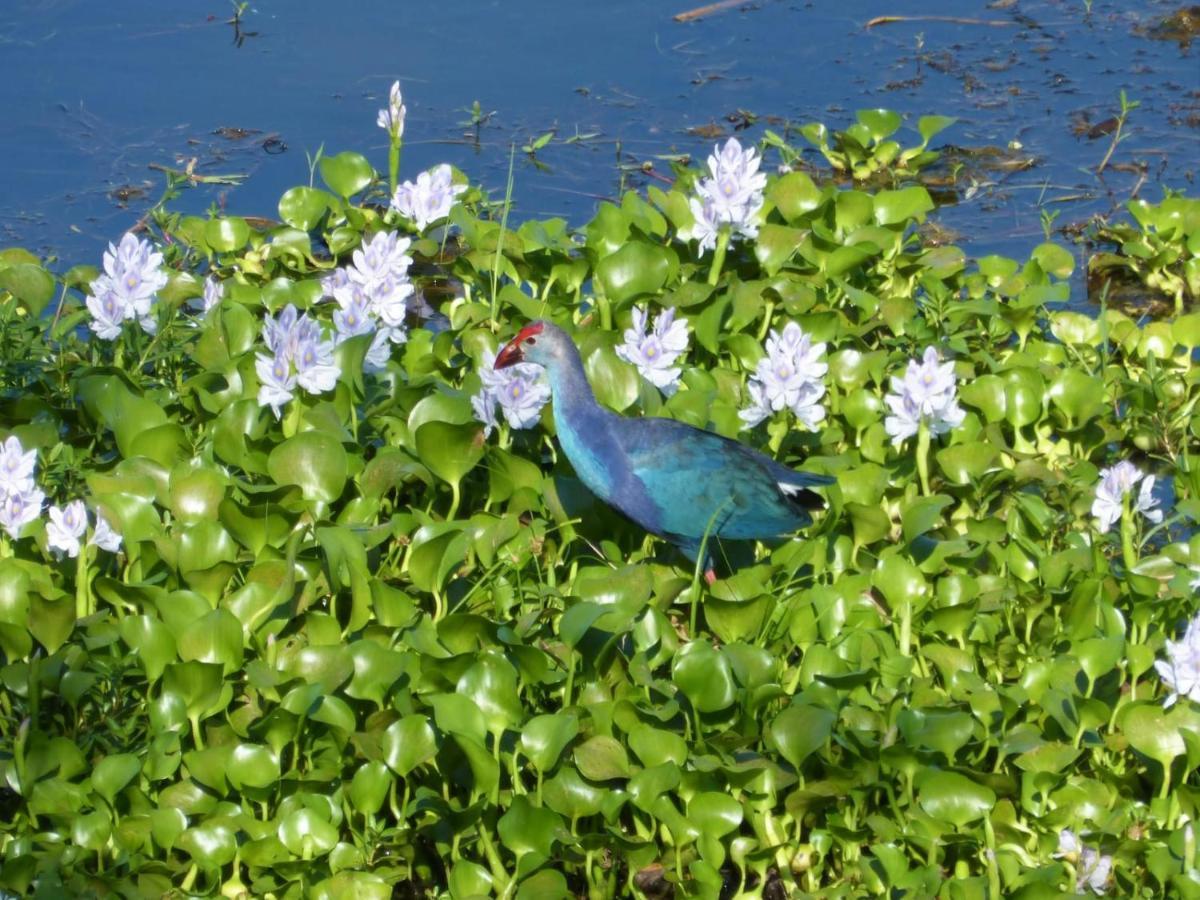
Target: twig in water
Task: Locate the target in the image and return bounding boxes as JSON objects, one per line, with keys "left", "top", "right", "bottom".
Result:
{"left": 674, "top": 0, "right": 748, "bottom": 23}
{"left": 865, "top": 15, "right": 1016, "bottom": 28}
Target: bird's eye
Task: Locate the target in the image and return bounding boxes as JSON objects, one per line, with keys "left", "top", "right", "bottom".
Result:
{"left": 524, "top": 337, "right": 536, "bottom": 346}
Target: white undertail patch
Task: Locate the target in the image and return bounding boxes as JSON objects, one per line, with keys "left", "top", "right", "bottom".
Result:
{"left": 778, "top": 482, "right": 804, "bottom": 497}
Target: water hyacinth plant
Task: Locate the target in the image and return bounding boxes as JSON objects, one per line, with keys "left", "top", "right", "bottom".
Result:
{"left": 391, "top": 163, "right": 467, "bottom": 231}
{"left": 615, "top": 304, "right": 690, "bottom": 394}
{"left": 86, "top": 232, "right": 168, "bottom": 339}
{"left": 739, "top": 320, "right": 827, "bottom": 430}
{"left": 1, "top": 91, "right": 1200, "bottom": 900}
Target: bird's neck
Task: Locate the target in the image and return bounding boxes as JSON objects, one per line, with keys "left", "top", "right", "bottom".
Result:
{"left": 545, "top": 343, "right": 618, "bottom": 499}
{"left": 546, "top": 345, "right": 601, "bottom": 420}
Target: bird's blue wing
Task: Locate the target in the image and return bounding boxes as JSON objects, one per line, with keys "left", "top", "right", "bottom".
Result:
{"left": 615, "top": 417, "right": 829, "bottom": 542}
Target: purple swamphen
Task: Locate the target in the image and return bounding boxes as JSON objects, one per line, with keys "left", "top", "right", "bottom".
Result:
{"left": 494, "top": 320, "right": 833, "bottom": 583}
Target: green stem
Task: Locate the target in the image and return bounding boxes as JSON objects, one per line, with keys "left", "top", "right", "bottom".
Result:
{"left": 707, "top": 227, "right": 730, "bottom": 286}
{"left": 74, "top": 544, "right": 91, "bottom": 621}
{"left": 756, "top": 299, "right": 776, "bottom": 342}
{"left": 388, "top": 141, "right": 401, "bottom": 196}
{"left": 1120, "top": 492, "right": 1137, "bottom": 575}
{"left": 916, "top": 419, "right": 931, "bottom": 497}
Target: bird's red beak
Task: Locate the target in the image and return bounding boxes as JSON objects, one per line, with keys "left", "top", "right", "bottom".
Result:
{"left": 494, "top": 322, "right": 544, "bottom": 370}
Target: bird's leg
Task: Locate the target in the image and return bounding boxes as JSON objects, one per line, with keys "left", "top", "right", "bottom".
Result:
{"left": 704, "top": 567, "right": 717, "bottom": 586}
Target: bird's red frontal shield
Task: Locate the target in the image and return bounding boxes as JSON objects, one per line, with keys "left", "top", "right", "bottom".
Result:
{"left": 494, "top": 322, "right": 544, "bottom": 369}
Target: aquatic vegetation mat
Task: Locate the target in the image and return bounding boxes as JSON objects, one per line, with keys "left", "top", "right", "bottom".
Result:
{"left": 0, "top": 92, "right": 1199, "bottom": 899}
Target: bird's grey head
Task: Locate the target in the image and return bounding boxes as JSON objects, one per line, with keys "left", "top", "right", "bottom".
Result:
{"left": 494, "top": 320, "right": 572, "bottom": 371}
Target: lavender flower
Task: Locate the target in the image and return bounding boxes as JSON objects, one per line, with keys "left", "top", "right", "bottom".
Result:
{"left": 364, "top": 329, "right": 395, "bottom": 375}
{"left": 391, "top": 164, "right": 467, "bottom": 231}
{"left": 1091, "top": 460, "right": 1162, "bottom": 534}
{"left": 474, "top": 349, "right": 551, "bottom": 436}
{"left": 89, "top": 512, "right": 122, "bottom": 553}
{"left": 0, "top": 436, "right": 37, "bottom": 497}
{"left": 293, "top": 335, "right": 340, "bottom": 394}
{"left": 256, "top": 305, "right": 339, "bottom": 418}
{"left": 46, "top": 500, "right": 87, "bottom": 558}
{"left": 615, "top": 306, "right": 690, "bottom": 394}
{"left": 471, "top": 389, "right": 499, "bottom": 438}
{"left": 201, "top": 276, "right": 223, "bottom": 316}
{"left": 1155, "top": 611, "right": 1200, "bottom": 707}
{"left": 883, "top": 347, "right": 965, "bottom": 446}
{"left": 348, "top": 231, "right": 413, "bottom": 290}
{"left": 0, "top": 486, "right": 44, "bottom": 541}
{"left": 256, "top": 352, "right": 296, "bottom": 419}
{"left": 688, "top": 195, "right": 721, "bottom": 253}
{"left": 87, "top": 233, "right": 168, "bottom": 340}
{"left": 377, "top": 80, "right": 406, "bottom": 140}
{"left": 685, "top": 137, "right": 767, "bottom": 250}
{"left": 740, "top": 322, "right": 828, "bottom": 429}
{"left": 1056, "top": 830, "right": 1111, "bottom": 894}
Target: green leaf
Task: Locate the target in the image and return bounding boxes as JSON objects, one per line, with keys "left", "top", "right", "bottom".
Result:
{"left": 767, "top": 704, "right": 835, "bottom": 768}
{"left": 520, "top": 714, "right": 579, "bottom": 772}
{"left": 278, "top": 186, "right": 331, "bottom": 231}
{"left": 456, "top": 651, "right": 524, "bottom": 735}
{"left": 382, "top": 715, "right": 438, "bottom": 776}
{"left": 873, "top": 187, "right": 935, "bottom": 226}
{"left": 574, "top": 736, "right": 631, "bottom": 781}
{"left": 415, "top": 421, "right": 485, "bottom": 488}
{"left": 204, "top": 217, "right": 251, "bottom": 253}
{"left": 0, "top": 263, "right": 56, "bottom": 315}
{"left": 319, "top": 151, "right": 375, "bottom": 198}
{"left": 177, "top": 609, "right": 244, "bottom": 675}
{"left": 915, "top": 770, "right": 995, "bottom": 827}
{"left": 268, "top": 430, "right": 348, "bottom": 504}
{"left": 92, "top": 754, "right": 141, "bottom": 804}
{"left": 498, "top": 795, "right": 564, "bottom": 859}
{"left": 672, "top": 641, "right": 736, "bottom": 713}
{"left": 278, "top": 808, "right": 339, "bottom": 857}
{"left": 585, "top": 346, "right": 640, "bottom": 412}
{"left": 595, "top": 241, "right": 673, "bottom": 303}
{"left": 1121, "top": 702, "right": 1186, "bottom": 770}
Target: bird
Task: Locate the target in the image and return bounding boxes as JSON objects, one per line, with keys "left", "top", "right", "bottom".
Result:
{"left": 493, "top": 319, "right": 833, "bottom": 583}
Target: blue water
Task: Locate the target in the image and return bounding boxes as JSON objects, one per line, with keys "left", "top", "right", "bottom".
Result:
{"left": 2, "top": 0, "right": 1196, "bottom": 300}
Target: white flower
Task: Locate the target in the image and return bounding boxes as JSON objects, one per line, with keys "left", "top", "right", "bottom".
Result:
{"left": 377, "top": 80, "right": 406, "bottom": 140}
{"left": 89, "top": 512, "right": 122, "bottom": 553}
{"left": 1091, "top": 460, "right": 1162, "bottom": 534}
{"left": 46, "top": 500, "right": 87, "bottom": 558}
{"left": 1155, "top": 611, "right": 1200, "bottom": 708}
{"left": 1056, "top": 829, "right": 1082, "bottom": 858}
{"left": 740, "top": 321, "right": 827, "bottom": 431}
{"left": 685, "top": 137, "right": 767, "bottom": 252}
{"left": 201, "top": 276, "right": 223, "bottom": 315}
{"left": 688, "top": 195, "right": 721, "bottom": 253}
{"left": 293, "top": 336, "right": 340, "bottom": 394}
{"left": 615, "top": 306, "right": 690, "bottom": 395}
{"left": 348, "top": 232, "right": 413, "bottom": 290}
{"left": 882, "top": 348, "right": 965, "bottom": 447}
{"left": 1077, "top": 848, "right": 1112, "bottom": 894}
{"left": 1055, "top": 829, "right": 1111, "bottom": 893}
{"left": 0, "top": 436, "right": 37, "bottom": 497}
{"left": 332, "top": 294, "right": 376, "bottom": 341}
{"left": 471, "top": 389, "right": 500, "bottom": 438}
{"left": 391, "top": 164, "right": 467, "bottom": 231}
{"left": 87, "top": 233, "right": 168, "bottom": 338}
{"left": 255, "top": 352, "right": 296, "bottom": 419}
{"left": 370, "top": 273, "right": 416, "bottom": 331}
{"left": 476, "top": 350, "right": 551, "bottom": 433}
{"left": 364, "top": 329, "right": 395, "bottom": 374}
{"left": 754, "top": 322, "right": 828, "bottom": 413}
{"left": 86, "top": 286, "right": 127, "bottom": 341}
{"left": 0, "top": 486, "right": 43, "bottom": 541}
